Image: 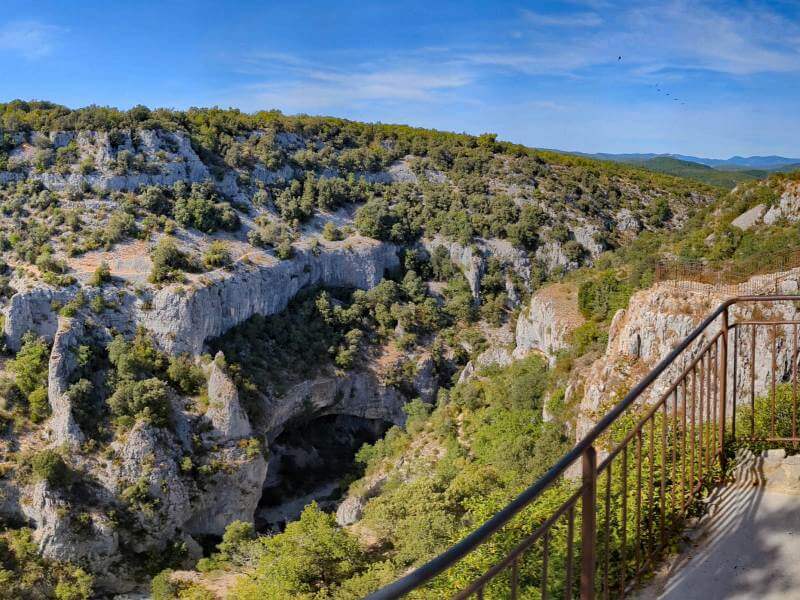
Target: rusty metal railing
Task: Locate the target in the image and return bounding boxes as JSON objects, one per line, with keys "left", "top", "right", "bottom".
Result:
{"left": 368, "top": 296, "right": 800, "bottom": 600}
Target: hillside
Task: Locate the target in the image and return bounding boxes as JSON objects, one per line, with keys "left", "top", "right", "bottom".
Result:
{"left": 160, "top": 170, "right": 800, "bottom": 598}
{"left": 636, "top": 156, "right": 764, "bottom": 188}
{"left": 0, "top": 99, "right": 780, "bottom": 598}
{"left": 574, "top": 151, "right": 800, "bottom": 171}
{"left": 564, "top": 151, "right": 800, "bottom": 189}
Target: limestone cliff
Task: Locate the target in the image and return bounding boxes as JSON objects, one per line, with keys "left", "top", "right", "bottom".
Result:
{"left": 574, "top": 270, "right": 800, "bottom": 441}
{"left": 514, "top": 282, "right": 584, "bottom": 365}
{"left": 3, "top": 238, "right": 400, "bottom": 355}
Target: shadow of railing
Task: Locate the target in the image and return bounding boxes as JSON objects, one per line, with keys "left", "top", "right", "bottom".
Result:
{"left": 643, "top": 455, "right": 800, "bottom": 599}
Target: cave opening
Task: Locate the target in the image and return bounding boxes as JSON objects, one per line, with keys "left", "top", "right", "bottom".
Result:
{"left": 256, "top": 413, "right": 390, "bottom": 532}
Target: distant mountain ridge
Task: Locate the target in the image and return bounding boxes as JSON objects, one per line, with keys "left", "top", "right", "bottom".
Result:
{"left": 568, "top": 151, "right": 800, "bottom": 172}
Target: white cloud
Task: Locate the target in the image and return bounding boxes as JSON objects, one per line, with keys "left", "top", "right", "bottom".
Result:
{"left": 477, "top": 0, "right": 800, "bottom": 77}
{"left": 0, "top": 20, "right": 62, "bottom": 59}
{"left": 233, "top": 52, "right": 474, "bottom": 112}
{"left": 521, "top": 9, "right": 603, "bottom": 28}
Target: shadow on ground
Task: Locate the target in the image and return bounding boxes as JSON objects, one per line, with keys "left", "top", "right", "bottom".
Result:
{"left": 638, "top": 459, "right": 800, "bottom": 599}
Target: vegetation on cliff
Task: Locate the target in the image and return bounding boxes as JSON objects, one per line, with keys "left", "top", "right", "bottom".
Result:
{"left": 0, "top": 101, "right": 798, "bottom": 598}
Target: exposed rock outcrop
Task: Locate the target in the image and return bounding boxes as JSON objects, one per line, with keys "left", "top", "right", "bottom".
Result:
{"left": 420, "top": 236, "right": 535, "bottom": 303}
{"left": 206, "top": 353, "right": 252, "bottom": 439}
{"left": 47, "top": 318, "right": 86, "bottom": 446}
{"left": 3, "top": 287, "right": 72, "bottom": 352}
{"left": 142, "top": 239, "right": 400, "bottom": 355}
{"left": 262, "top": 370, "right": 407, "bottom": 442}
{"left": 514, "top": 283, "right": 584, "bottom": 365}
{"left": 3, "top": 238, "right": 400, "bottom": 357}
{"left": 731, "top": 204, "right": 766, "bottom": 230}
{"left": 574, "top": 271, "right": 800, "bottom": 441}
{"left": 763, "top": 182, "right": 800, "bottom": 225}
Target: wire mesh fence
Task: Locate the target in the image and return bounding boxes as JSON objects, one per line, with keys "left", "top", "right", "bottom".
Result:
{"left": 654, "top": 250, "right": 800, "bottom": 295}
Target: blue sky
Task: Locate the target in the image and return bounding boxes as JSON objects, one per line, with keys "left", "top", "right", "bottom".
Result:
{"left": 1, "top": 0, "right": 799, "bottom": 157}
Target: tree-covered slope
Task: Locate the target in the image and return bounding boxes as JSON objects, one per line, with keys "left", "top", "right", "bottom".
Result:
{"left": 1, "top": 100, "right": 789, "bottom": 599}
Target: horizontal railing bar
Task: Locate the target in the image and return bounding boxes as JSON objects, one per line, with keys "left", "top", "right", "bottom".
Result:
{"left": 367, "top": 296, "right": 800, "bottom": 600}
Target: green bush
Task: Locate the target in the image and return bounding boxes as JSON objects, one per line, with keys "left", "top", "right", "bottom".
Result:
{"left": 322, "top": 221, "right": 343, "bottom": 241}
{"left": 29, "top": 450, "right": 71, "bottom": 488}
{"left": 230, "top": 503, "right": 366, "bottom": 599}
{"left": 202, "top": 240, "right": 232, "bottom": 270}
{"left": 109, "top": 377, "right": 171, "bottom": 428}
{"left": 8, "top": 333, "right": 50, "bottom": 421}
{"left": 89, "top": 261, "right": 112, "bottom": 286}
{"left": 173, "top": 184, "right": 240, "bottom": 233}
{"left": 0, "top": 528, "right": 93, "bottom": 599}
{"left": 149, "top": 237, "right": 192, "bottom": 283}
{"left": 166, "top": 354, "right": 205, "bottom": 395}
{"left": 27, "top": 386, "right": 50, "bottom": 423}
{"left": 578, "top": 271, "right": 632, "bottom": 321}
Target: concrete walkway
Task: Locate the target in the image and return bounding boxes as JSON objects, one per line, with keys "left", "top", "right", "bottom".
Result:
{"left": 639, "top": 475, "right": 800, "bottom": 599}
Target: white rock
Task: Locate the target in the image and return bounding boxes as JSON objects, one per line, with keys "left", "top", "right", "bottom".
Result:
{"left": 731, "top": 204, "right": 766, "bottom": 230}
{"left": 206, "top": 353, "right": 252, "bottom": 439}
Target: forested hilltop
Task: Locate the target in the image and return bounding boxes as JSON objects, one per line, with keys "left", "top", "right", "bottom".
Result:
{"left": 0, "top": 100, "right": 797, "bottom": 599}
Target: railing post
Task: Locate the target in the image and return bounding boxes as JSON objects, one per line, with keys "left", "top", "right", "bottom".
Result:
{"left": 580, "top": 446, "right": 597, "bottom": 600}
{"left": 719, "top": 307, "right": 729, "bottom": 477}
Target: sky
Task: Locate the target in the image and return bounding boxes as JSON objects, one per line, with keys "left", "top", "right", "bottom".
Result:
{"left": 0, "top": 0, "right": 799, "bottom": 157}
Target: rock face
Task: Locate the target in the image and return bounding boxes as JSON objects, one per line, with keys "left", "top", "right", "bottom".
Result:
{"left": 574, "top": 271, "right": 800, "bottom": 441}
{"left": 46, "top": 318, "right": 86, "bottom": 446}
{"left": 3, "top": 287, "right": 72, "bottom": 352}
{"left": 261, "top": 370, "right": 408, "bottom": 442}
{"left": 731, "top": 204, "right": 766, "bottom": 230}
{"left": 763, "top": 182, "right": 800, "bottom": 225}
{"left": 22, "top": 482, "right": 121, "bottom": 584}
{"left": 421, "top": 236, "right": 536, "bottom": 302}
{"left": 206, "top": 354, "right": 252, "bottom": 439}
{"left": 514, "top": 283, "right": 584, "bottom": 365}
{"left": 412, "top": 355, "right": 439, "bottom": 404}
{"left": 3, "top": 238, "right": 400, "bottom": 356}
{"left": 141, "top": 239, "right": 400, "bottom": 355}
{"left": 335, "top": 473, "right": 387, "bottom": 527}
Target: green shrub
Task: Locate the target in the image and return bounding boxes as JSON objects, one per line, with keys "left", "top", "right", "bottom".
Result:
{"left": 54, "top": 568, "right": 93, "bottom": 600}
{"left": 29, "top": 450, "right": 71, "bottom": 488}
{"left": 27, "top": 386, "right": 50, "bottom": 423}
{"left": 109, "top": 377, "right": 171, "bottom": 428}
{"left": 275, "top": 240, "right": 293, "bottom": 260}
{"left": 202, "top": 240, "right": 232, "bottom": 270}
{"left": 8, "top": 333, "right": 50, "bottom": 420}
{"left": 151, "top": 570, "right": 177, "bottom": 600}
{"left": 166, "top": 354, "right": 205, "bottom": 395}
{"left": 578, "top": 271, "right": 632, "bottom": 321}
{"left": 89, "top": 261, "right": 111, "bottom": 286}
{"left": 149, "top": 237, "right": 191, "bottom": 283}
{"left": 173, "top": 184, "right": 240, "bottom": 233}
{"left": 322, "top": 221, "right": 343, "bottom": 241}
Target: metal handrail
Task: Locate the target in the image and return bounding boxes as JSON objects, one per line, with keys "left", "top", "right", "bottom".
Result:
{"left": 368, "top": 295, "right": 800, "bottom": 600}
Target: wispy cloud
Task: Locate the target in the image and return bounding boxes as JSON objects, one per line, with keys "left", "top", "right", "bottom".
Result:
{"left": 521, "top": 9, "right": 603, "bottom": 28}
{"left": 229, "top": 0, "right": 800, "bottom": 115}
{"left": 0, "top": 20, "right": 62, "bottom": 59}
{"left": 234, "top": 51, "right": 474, "bottom": 112}
{"left": 485, "top": 0, "right": 800, "bottom": 77}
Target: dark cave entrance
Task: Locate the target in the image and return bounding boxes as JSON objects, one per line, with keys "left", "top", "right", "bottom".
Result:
{"left": 256, "top": 413, "right": 390, "bottom": 532}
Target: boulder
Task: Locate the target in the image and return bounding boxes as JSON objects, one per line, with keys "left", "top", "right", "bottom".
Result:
{"left": 731, "top": 204, "right": 766, "bottom": 230}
